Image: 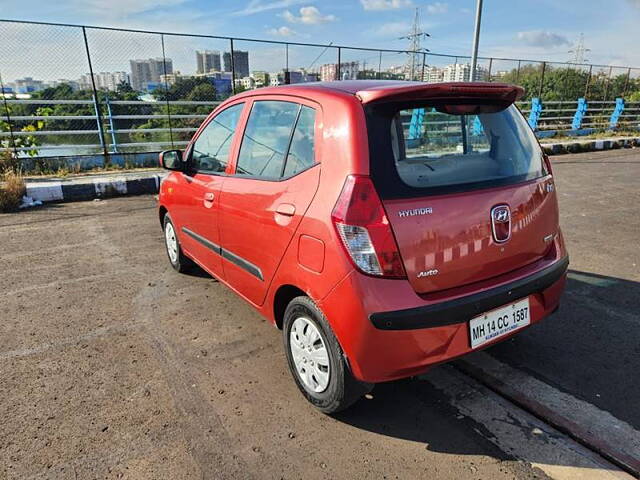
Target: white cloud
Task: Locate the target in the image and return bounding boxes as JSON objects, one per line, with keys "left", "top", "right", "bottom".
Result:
{"left": 267, "top": 26, "right": 297, "bottom": 37}
{"left": 516, "top": 30, "right": 571, "bottom": 48}
{"left": 426, "top": 2, "right": 448, "bottom": 14}
{"left": 234, "top": 0, "right": 307, "bottom": 16}
{"left": 360, "top": 0, "right": 412, "bottom": 10}
{"left": 282, "top": 6, "right": 336, "bottom": 24}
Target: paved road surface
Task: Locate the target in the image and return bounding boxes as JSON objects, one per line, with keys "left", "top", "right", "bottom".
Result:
{"left": 488, "top": 148, "right": 640, "bottom": 428}
{"left": 1, "top": 148, "right": 638, "bottom": 479}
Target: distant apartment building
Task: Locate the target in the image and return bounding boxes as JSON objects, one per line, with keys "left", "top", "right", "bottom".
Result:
{"left": 223, "top": 51, "right": 249, "bottom": 78}
{"left": 159, "top": 71, "right": 183, "bottom": 87}
{"left": 10, "top": 77, "right": 44, "bottom": 94}
{"left": 386, "top": 65, "right": 407, "bottom": 78}
{"left": 270, "top": 72, "right": 284, "bottom": 86}
{"left": 357, "top": 70, "right": 404, "bottom": 80}
{"left": 129, "top": 58, "right": 173, "bottom": 91}
{"left": 196, "top": 50, "right": 221, "bottom": 74}
{"left": 442, "top": 63, "right": 487, "bottom": 82}
{"left": 234, "top": 76, "right": 255, "bottom": 91}
{"left": 422, "top": 66, "right": 444, "bottom": 83}
{"left": 251, "top": 71, "right": 269, "bottom": 87}
{"left": 319, "top": 62, "right": 359, "bottom": 82}
{"left": 79, "top": 71, "right": 129, "bottom": 91}
{"left": 268, "top": 70, "right": 319, "bottom": 86}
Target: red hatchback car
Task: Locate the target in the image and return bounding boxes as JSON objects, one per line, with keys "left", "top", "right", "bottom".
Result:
{"left": 158, "top": 81, "right": 568, "bottom": 413}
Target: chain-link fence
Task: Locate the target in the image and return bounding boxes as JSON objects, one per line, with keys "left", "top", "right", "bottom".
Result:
{"left": 1, "top": 19, "right": 640, "bottom": 164}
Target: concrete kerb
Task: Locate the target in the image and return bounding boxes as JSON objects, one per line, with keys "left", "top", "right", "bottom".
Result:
{"left": 24, "top": 171, "right": 167, "bottom": 204}
{"left": 540, "top": 136, "right": 640, "bottom": 155}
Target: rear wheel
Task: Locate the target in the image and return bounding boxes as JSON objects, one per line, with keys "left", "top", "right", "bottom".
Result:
{"left": 163, "top": 214, "right": 191, "bottom": 273}
{"left": 283, "top": 296, "right": 372, "bottom": 413}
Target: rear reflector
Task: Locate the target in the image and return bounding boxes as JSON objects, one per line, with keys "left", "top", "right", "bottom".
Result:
{"left": 332, "top": 175, "right": 406, "bottom": 278}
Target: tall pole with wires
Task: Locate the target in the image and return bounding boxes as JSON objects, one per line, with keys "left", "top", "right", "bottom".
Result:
{"left": 469, "top": 0, "right": 483, "bottom": 82}
{"left": 399, "top": 8, "right": 430, "bottom": 81}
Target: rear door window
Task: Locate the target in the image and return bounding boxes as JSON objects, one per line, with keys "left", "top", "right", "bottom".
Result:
{"left": 369, "top": 104, "right": 545, "bottom": 197}
{"left": 284, "top": 106, "right": 316, "bottom": 177}
{"left": 236, "top": 101, "right": 317, "bottom": 180}
{"left": 236, "top": 101, "right": 298, "bottom": 179}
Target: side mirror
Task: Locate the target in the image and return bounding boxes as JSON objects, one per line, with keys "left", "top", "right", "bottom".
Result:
{"left": 159, "top": 150, "right": 183, "bottom": 171}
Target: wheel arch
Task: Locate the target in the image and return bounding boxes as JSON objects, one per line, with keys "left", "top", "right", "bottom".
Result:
{"left": 159, "top": 205, "right": 168, "bottom": 227}
{"left": 273, "top": 284, "right": 307, "bottom": 330}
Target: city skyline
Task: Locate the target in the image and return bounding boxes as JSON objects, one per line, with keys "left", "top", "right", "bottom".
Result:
{"left": 3, "top": 57, "right": 494, "bottom": 96}
{"left": 2, "top": 0, "right": 639, "bottom": 70}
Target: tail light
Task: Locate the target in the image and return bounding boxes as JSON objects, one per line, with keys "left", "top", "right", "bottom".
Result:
{"left": 331, "top": 175, "right": 406, "bottom": 278}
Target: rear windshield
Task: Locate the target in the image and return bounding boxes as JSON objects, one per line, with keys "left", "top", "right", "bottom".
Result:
{"left": 366, "top": 103, "right": 546, "bottom": 198}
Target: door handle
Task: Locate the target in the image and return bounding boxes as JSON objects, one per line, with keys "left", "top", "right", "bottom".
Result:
{"left": 275, "top": 203, "right": 296, "bottom": 216}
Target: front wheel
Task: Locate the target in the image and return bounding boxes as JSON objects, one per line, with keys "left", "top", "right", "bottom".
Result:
{"left": 283, "top": 296, "right": 372, "bottom": 414}
{"left": 163, "top": 214, "right": 192, "bottom": 273}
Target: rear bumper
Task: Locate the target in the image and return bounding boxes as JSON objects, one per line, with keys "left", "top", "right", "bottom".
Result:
{"left": 319, "top": 255, "right": 568, "bottom": 383}
{"left": 370, "top": 256, "right": 569, "bottom": 330}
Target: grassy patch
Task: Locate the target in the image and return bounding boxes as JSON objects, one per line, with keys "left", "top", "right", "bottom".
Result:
{"left": 0, "top": 170, "right": 26, "bottom": 212}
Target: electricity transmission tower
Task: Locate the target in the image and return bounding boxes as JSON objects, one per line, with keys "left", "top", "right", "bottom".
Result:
{"left": 399, "top": 8, "right": 430, "bottom": 81}
{"left": 568, "top": 33, "right": 590, "bottom": 65}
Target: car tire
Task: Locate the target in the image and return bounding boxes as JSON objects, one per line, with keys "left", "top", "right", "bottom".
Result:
{"left": 283, "top": 296, "right": 372, "bottom": 414}
{"left": 163, "top": 214, "right": 192, "bottom": 273}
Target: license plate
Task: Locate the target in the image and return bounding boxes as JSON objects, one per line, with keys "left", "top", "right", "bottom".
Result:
{"left": 469, "top": 297, "right": 530, "bottom": 349}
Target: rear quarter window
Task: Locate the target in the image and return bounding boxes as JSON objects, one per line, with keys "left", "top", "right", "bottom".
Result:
{"left": 367, "top": 104, "right": 546, "bottom": 198}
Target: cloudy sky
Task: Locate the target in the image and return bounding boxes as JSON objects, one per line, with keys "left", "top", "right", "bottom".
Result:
{"left": 1, "top": 0, "right": 639, "bottom": 82}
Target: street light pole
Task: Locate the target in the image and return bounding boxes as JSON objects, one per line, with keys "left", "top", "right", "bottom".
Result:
{"left": 469, "top": 0, "right": 483, "bottom": 82}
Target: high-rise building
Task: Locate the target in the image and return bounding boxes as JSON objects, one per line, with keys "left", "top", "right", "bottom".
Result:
{"left": 80, "top": 71, "right": 129, "bottom": 91}
{"left": 196, "top": 50, "right": 221, "bottom": 74}
{"left": 223, "top": 51, "right": 249, "bottom": 78}
{"left": 129, "top": 58, "right": 173, "bottom": 91}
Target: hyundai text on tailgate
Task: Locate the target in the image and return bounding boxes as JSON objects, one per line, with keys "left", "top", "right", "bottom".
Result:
{"left": 157, "top": 81, "right": 568, "bottom": 413}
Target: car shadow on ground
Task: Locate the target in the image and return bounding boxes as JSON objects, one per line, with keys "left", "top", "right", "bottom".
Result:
{"left": 334, "top": 375, "right": 516, "bottom": 460}
{"left": 487, "top": 269, "right": 640, "bottom": 429}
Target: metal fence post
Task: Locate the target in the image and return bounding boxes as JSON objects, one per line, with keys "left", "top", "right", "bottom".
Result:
{"left": 336, "top": 47, "right": 341, "bottom": 80}
{"left": 0, "top": 71, "right": 18, "bottom": 157}
{"left": 104, "top": 96, "right": 119, "bottom": 153}
{"left": 516, "top": 60, "right": 521, "bottom": 83}
{"left": 81, "top": 27, "right": 109, "bottom": 160}
{"left": 584, "top": 65, "right": 593, "bottom": 99}
{"left": 160, "top": 33, "right": 174, "bottom": 149}
{"left": 538, "top": 62, "right": 546, "bottom": 99}
{"left": 487, "top": 57, "right": 493, "bottom": 82}
{"left": 421, "top": 53, "right": 426, "bottom": 82}
{"left": 603, "top": 66, "right": 613, "bottom": 101}
{"left": 377, "top": 51, "right": 382, "bottom": 79}
{"left": 230, "top": 38, "right": 236, "bottom": 94}
{"left": 622, "top": 68, "right": 632, "bottom": 98}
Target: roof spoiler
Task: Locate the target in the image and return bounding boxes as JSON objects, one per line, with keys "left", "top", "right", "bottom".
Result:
{"left": 356, "top": 82, "right": 525, "bottom": 107}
